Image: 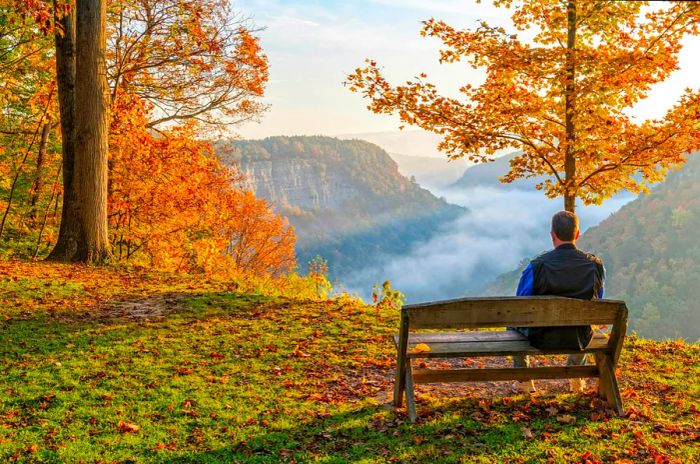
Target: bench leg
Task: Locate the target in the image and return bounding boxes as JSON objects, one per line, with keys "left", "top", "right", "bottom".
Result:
{"left": 405, "top": 359, "right": 417, "bottom": 423}
{"left": 595, "top": 353, "right": 624, "bottom": 416}
{"left": 393, "top": 356, "right": 406, "bottom": 408}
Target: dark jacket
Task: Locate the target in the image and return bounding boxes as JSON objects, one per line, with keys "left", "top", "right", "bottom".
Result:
{"left": 516, "top": 243, "right": 605, "bottom": 349}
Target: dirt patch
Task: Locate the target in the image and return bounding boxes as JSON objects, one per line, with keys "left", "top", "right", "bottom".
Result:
{"left": 98, "top": 292, "right": 190, "bottom": 321}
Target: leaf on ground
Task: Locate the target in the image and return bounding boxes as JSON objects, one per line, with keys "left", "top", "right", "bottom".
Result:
{"left": 118, "top": 421, "right": 141, "bottom": 433}
{"left": 556, "top": 414, "right": 576, "bottom": 425}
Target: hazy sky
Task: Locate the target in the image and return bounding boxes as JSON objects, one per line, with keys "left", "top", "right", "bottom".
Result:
{"left": 234, "top": 0, "right": 700, "bottom": 142}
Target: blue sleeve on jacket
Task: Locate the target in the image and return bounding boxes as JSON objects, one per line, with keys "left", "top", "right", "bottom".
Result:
{"left": 516, "top": 263, "right": 534, "bottom": 296}
{"left": 597, "top": 265, "right": 606, "bottom": 299}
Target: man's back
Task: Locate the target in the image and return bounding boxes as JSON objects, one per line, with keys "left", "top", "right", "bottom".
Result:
{"left": 531, "top": 244, "right": 604, "bottom": 300}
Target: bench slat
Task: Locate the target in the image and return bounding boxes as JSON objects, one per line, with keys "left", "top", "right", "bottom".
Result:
{"left": 412, "top": 365, "right": 600, "bottom": 383}
{"left": 405, "top": 296, "right": 625, "bottom": 329}
{"left": 406, "top": 337, "right": 609, "bottom": 358}
{"left": 402, "top": 331, "right": 528, "bottom": 344}
{"left": 393, "top": 330, "right": 609, "bottom": 353}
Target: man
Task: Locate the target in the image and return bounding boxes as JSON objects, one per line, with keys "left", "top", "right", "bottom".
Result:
{"left": 513, "top": 210, "right": 605, "bottom": 393}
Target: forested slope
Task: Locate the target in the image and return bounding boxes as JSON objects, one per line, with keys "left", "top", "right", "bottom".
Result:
{"left": 578, "top": 152, "right": 700, "bottom": 341}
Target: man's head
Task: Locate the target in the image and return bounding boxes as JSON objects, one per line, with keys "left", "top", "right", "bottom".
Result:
{"left": 551, "top": 210, "right": 580, "bottom": 246}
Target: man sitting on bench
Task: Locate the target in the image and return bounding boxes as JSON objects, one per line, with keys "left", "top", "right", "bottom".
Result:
{"left": 513, "top": 210, "right": 606, "bottom": 393}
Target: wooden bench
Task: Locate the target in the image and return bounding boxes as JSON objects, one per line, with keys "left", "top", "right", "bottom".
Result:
{"left": 394, "top": 296, "right": 628, "bottom": 422}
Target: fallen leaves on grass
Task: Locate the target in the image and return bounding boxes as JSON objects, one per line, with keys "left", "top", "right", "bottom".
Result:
{"left": 118, "top": 421, "right": 141, "bottom": 433}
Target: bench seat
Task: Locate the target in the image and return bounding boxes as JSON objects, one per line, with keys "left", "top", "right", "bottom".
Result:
{"left": 393, "top": 330, "right": 610, "bottom": 358}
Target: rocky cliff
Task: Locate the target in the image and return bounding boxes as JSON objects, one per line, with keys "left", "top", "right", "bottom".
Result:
{"left": 217, "top": 136, "right": 465, "bottom": 279}
{"left": 239, "top": 157, "right": 359, "bottom": 211}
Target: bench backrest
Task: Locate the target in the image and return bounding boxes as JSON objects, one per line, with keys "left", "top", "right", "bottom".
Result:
{"left": 400, "top": 296, "right": 628, "bottom": 362}
{"left": 403, "top": 296, "right": 627, "bottom": 329}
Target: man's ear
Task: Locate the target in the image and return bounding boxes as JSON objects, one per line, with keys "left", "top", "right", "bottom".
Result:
{"left": 550, "top": 231, "right": 557, "bottom": 241}
{"left": 575, "top": 229, "right": 580, "bottom": 240}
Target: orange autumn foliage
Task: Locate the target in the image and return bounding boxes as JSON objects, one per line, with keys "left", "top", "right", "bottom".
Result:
{"left": 347, "top": 0, "right": 700, "bottom": 211}
{"left": 109, "top": 92, "right": 295, "bottom": 276}
{"left": 107, "top": 0, "right": 269, "bottom": 129}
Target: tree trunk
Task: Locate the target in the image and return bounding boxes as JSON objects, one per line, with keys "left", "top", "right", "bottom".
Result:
{"left": 47, "top": 3, "right": 83, "bottom": 261}
{"left": 29, "top": 123, "right": 51, "bottom": 220}
{"left": 48, "top": 0, "right": 111, "bottom": 263}
{"left": 73, "top": 0, "right": 111, "bottom": 262}
{"left": 564, "top": 0, "right": 577, "bottom": 213}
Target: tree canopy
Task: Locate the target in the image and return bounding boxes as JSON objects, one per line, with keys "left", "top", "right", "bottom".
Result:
{"left": 346, "top": 0, "right": 700, "bottom": 211}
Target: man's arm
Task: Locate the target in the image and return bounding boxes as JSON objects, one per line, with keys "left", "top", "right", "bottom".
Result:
{"left": 597, "top": 265, "right": 606, "bottom": 299}
{"left": 516, "top": 263, "right": 534, "bottom": 296}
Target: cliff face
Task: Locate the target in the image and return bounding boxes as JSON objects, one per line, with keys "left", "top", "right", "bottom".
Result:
{"left": 217, "top": 136, "right": 465, "bottom": 278}
{"left": 239, "top": 157, "right": 361, "bottom": 211}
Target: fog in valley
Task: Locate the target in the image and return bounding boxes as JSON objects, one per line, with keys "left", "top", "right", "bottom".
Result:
{"left": 341, "top": 185, "right": 634, "bottom": 303}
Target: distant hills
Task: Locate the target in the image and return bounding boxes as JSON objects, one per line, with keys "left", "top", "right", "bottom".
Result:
{"left": 478, "top": 152, "right": 700, "bottom": 342}
{"left": 217, "top": 136, "right": 465, "bottom": 280}
{"left": 449, "top": 151, "right": 545, "bottom": 190}
{"left": 388, "top": 153, "right": 467, "bottom": 189}
{"left": 336, "top": 130, "right": 444, "bottom": 158}
{"left": 336, "top": 131, "right": 468, "bottom": 189}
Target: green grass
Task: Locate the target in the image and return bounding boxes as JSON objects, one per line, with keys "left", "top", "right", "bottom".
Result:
{"left": 1, "top": 262, "right": 699, "bottom": 463}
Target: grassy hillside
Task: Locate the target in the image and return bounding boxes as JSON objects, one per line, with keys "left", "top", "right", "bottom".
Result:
{"left": 1, "top": 261, "right": 699, "bottom": 463}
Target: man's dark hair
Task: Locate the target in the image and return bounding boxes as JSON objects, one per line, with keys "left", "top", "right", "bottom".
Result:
{"left": 551, "top": 210, "right": 579, "bottom": 241}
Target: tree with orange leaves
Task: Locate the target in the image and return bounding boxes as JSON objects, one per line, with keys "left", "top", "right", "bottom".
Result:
{"left": 108, "top": 91, "right": 295, "bottom": 276}
{"left": 106, "top": 0, "right": 268, "bottom": 130}
{"left": 347, "top": 0, "right": 700, "bottom": 212}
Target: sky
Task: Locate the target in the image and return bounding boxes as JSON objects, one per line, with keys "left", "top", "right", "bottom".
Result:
{"left": 234, "top": 0, "right": 700, "bottom": 146}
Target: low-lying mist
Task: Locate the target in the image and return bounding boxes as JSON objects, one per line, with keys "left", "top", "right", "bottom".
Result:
{"left": 340, "top": 186, "right": 634, "bottom": 303}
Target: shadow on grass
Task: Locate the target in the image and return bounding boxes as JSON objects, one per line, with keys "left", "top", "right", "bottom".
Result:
{"left": 153, "top": 394, "right": 587, "bottom": 464}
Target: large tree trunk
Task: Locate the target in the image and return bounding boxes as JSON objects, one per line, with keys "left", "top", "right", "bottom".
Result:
{"left": 564, "top": 0, "right": 577, "bottom": 213}
{"left": 47, "top": 3, "right": 83, "bottom": 261}
{"left": 73, "top": 0, "right": 111, "bottom": 262}
{"left": 48, "top": 0, "right": 111, "bottom": 263}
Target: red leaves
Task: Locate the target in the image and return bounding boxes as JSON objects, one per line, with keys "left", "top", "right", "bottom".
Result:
{"left": 579, "top": 450, "right": 602, "bottom": 464}
{"left": 209, "top": 352, "right": 225, "bottom": 361}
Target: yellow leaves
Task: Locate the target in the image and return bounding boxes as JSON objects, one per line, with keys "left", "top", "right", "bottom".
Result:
{"left": 410, "top": 343, "right": 431, "bottom": 354}
{"left": 108, "top": 91, "right": 295, "bottom": 278}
